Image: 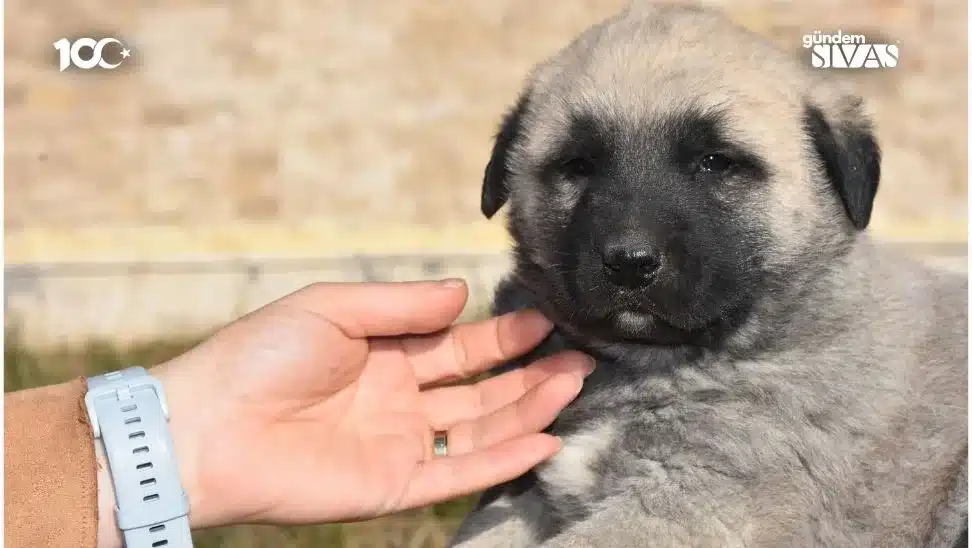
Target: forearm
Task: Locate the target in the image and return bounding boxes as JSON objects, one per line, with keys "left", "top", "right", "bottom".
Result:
{"left": 4, "top": 378, "right": 99, "bottom": 547}
{"left": 3, "top": 371, "right": 207, "bottom": 548}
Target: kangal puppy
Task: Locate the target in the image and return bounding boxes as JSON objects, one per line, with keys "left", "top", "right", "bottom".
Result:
{"left": 449, "top": 2, "right": 968, "bottom": 547}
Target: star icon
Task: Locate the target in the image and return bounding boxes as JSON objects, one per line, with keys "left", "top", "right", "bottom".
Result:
{"left": 120, "top": 48, "right": 131, "bottom": 58}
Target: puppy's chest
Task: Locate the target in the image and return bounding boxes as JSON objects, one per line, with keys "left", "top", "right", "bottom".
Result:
{"left": 534, "top": 374, "right": 690, "bottom": 506}
{"left": 534, "top": 362, "right": 782, "bottom": 509}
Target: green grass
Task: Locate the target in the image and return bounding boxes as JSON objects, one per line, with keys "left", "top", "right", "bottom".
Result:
{"left": 4, "top": 327, "right": 479, "bottom": 547}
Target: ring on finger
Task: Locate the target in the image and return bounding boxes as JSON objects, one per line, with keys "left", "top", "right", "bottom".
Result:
{"left": 433, "top": 430, "right": 449, "bottom": 458}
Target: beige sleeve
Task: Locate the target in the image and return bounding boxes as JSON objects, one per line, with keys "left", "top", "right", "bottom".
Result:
{"left": 4, "top": 378, "right": 99, "bottom": 548}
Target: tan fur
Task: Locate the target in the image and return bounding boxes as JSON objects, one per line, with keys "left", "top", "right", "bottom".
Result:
{"left": 509, "top": 2, "right": 875, "bottom": 276}
{"left": 452, "top": 3, "right": 967, "bottom": 547}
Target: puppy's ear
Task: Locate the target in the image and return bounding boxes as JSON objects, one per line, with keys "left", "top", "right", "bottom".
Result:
{"left": 482, "top": 92, "right": 530, "bottom": 219}
{"left": 803, "top": 100, "right": 882, "bottom": 230}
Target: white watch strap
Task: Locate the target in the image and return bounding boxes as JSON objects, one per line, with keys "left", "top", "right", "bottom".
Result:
{"left": 85, "top": 367, "right": 193, "bottom": 548}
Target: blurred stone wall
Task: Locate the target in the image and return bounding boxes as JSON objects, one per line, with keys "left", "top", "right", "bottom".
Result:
{"left": 4, "top": 0, "right": 967, "bottom": 347}
{"left": 5, "top": 0, "right": 967, "bottom": 261}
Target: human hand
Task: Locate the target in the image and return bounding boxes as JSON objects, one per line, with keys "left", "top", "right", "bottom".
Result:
{"left": 144, "top": 279, "right": 593, "bottom": 530}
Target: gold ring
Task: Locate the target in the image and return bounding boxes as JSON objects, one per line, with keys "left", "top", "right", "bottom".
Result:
{"left": 433, "top": 431, "right": 448, "bottom": 458}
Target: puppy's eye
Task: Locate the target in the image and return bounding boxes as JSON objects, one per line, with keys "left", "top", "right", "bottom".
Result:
{"left": 561, "top": 157, "right": 597, "bottom": 178}
{"left": 698, "top": 153, "right": 735, "bottom": 174}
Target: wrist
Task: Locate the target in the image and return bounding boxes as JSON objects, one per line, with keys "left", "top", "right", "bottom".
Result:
{"left": 90, "top": 364, "right": 219, "bottom": 543}
{"left": 150, "top": 361, "right": 221, "bottom": 530}
{"left": 95, "top": 439, "right": 125, "bottom": 548}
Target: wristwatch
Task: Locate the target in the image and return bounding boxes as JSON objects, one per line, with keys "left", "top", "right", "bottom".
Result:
{"left": 85, "top": 367, "right": 194, "bottom": 547}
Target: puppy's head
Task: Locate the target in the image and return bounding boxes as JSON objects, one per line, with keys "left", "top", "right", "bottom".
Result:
{"left": 482, "top": 3, "right": 881, "bottom": 346}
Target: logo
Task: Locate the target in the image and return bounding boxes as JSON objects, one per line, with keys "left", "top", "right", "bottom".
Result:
{"left": 801, "top": 30, "right": 898, "bottom": 69}
{"left": 53, "top": 37, "right": 131, "bottom": 71}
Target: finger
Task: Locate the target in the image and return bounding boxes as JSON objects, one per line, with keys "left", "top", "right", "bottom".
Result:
{"left": 405, "top": 308, "right": 554, "bottom": 386}
{"left": 282, "top": 279, "right": 469, "bottom": 338}
{"left": 421, "top": 351, "right": 595, "bottom": 430}
{"left": 443, "top": 372, "right": 584, "bottom": 457}
{"left": 401, "top": 434, "right": 562, "bottom": 510}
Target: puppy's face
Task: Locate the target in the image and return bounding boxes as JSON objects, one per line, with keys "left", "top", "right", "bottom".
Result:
{"left": 481, "top": 5, "right": 881, "bottom": 345}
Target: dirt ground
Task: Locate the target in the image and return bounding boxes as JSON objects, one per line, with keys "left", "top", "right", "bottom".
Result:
{"left": 4, "top": 0, "right": 967, "bottom": 258}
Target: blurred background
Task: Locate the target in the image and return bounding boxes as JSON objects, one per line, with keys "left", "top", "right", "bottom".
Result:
{"left": 4, "top": 0, "right": 967, "bottom": 546}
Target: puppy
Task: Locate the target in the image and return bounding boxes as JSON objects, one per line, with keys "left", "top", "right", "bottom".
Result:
{"left": 449, "top": 3, "right": 968, "bottom": 547}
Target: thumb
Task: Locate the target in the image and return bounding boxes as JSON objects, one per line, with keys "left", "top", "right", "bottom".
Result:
{"left": 282, "top": 279, "right": 470, "bottom": 338}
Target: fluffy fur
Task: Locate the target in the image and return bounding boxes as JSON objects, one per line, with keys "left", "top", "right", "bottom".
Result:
{"left": 450, "top": 3, "right": 968, "bottom": 547}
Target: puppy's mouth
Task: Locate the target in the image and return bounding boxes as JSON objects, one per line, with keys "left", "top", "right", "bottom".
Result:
{"left": 559, "top": 280, "right": 745, "bottom": 345}
{"left": 557, "top": 299, "right": 693, "bottom": 344}
{"left": 513, "top": 260, "right": 743, "bottom": 346}
{"left": 578, "top": 285, "right": 674, "bottom": 327}
{"left": 603, "top": 309, "right": 657, "bottom": 338}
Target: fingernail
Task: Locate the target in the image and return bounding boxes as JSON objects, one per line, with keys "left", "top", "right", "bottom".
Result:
{"left": 571, "top": 375, "right": 586, "bottom": 397}
{"left": 582, "top": 356, "right": 597, "bottom": 377}
{"left": 518, "top": 309, "right": 554, "bottom": 335}
{"left": 441, "top": 278, "right": 466, "bottom": 288}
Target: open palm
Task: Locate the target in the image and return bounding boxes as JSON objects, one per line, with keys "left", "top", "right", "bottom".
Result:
{"left": 154, "top": 280, "right": 593, "bottom": 530}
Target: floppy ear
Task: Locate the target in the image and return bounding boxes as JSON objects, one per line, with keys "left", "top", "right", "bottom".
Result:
{"left": 803, "top": 100, "right": 882, "bottom": 230}
{"left": 482, "top": 93, "right": 531, "bottom": 219}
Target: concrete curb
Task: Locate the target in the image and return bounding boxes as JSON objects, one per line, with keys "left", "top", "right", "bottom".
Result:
{"left": 5, "top": 242, "right": 966, "bottom": 350}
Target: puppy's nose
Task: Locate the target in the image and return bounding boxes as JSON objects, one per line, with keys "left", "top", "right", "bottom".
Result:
{"left": 601, "top": 244, "right": 662, "bottom": 288}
